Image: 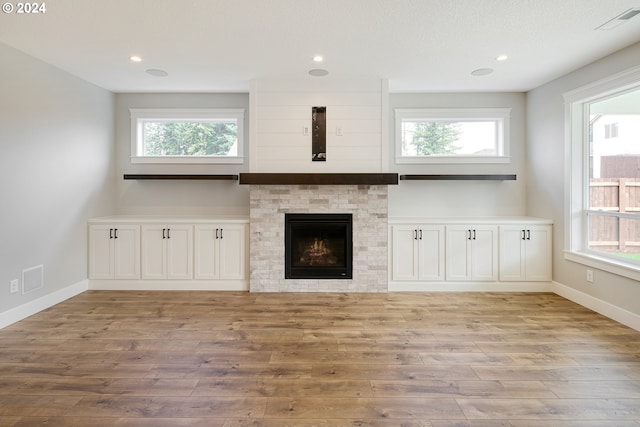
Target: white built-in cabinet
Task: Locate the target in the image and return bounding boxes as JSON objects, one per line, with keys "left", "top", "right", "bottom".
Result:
{"left": 499, "top": 225, "right": 552, "bottom": 281}
{"left": 88, "top": 216, "right": 248, "bottom": 290}
{"left": 141, "top": 224, "right": 193, "bottom": 280}
{"left": 194, "top": 224, "right": 246, "bottom": 280}
{"left": 391, "top": 225, "right": 445, "bottom": 281}
{"left": 89, "top": 224, "right": 140, "bottom": 279}
{"left": 445, "top": 225, "right": 498, "bottom": 281}
{"left": 389, "top": 217, "right": 552, "bottom": 289}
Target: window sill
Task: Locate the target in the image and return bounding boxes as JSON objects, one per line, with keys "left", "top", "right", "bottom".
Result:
{"left": 395, "top": 156, "right": 510, "bottom": 164}
{"left": 131, "top": 156, "right": 244, "bottom": 165}
{"left": 564, "top": 250, "right": 640, "bottom": 282}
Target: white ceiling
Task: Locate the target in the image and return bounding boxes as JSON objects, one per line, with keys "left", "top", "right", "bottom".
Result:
{"left": 1, "top": 0, "right": 639, "bottom": 93}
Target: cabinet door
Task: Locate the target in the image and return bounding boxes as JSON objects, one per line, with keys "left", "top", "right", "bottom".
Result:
{"left": 391, "top": 225, "right": 419, "bottom": 281}
{"left": 446, "top": 226, "right": 472, "bottom": 281}
{"left": 471, "top": 226, "right": 498, "bottom": 281}
{"left": 89, "top": 225, "right": 114, "bottom": 279}
{"left": 194, "top": 225, "right": 219, "bottom": 279}
{"left": 418, "top": 226, "right": 445, "bottom": 281}
{"left": 524, "top": 225, "right": 552, "bottom": 281}
{"left": 113, "top": 225, "right": 140, "bottom": 279}
{"left": 141, "top": 225, "right": 167, "bottom": 279}
{"left": 499, "top": 226, "right": 526, "bottom": 281}
{"left": 218, "top": 224, "right": 246, "bottom": 280}
{"left": 166, "top": 225, "right": 193, "bottom": 280}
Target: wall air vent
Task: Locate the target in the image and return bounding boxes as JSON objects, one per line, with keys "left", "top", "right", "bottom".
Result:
{"left": 22, "top": 265, "right": 44, "bottom": 294}
{"left": 596, "top": 8, "right": 640, "bottom": 30}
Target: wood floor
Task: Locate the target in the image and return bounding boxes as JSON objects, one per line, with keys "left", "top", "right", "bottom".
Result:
{"left": 1, "top": 291, "right": 640, "bottom": 426}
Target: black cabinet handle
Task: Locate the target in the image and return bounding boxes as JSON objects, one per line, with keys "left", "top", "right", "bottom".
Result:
{"left": 162, "top": 228, "right": 166, "bottom": 239}
{"left": 522, "top": 229, "right": 526, "bottom": 240}
{"left": 220, "top": 228, "right": 223, "bottom": 239}
{"left": 109, "top": 228, "right": 113, "bottom": 239}
{"left": 414, "top": 229, "right": 418, "bottom": 240}
{"left": 114, "top": 228, "right": 118, "bottom": 239}
{"left": 167, "top": 228, "right": 171, "bottom": 239}
{"left": 527, "top": 229, "right": 531, "bottom": 240}
{"left": 216, "top": 228, "right": 219, "bottom": 239}
{"left": 419, "top": 229, "right": 423, "bottom": 240}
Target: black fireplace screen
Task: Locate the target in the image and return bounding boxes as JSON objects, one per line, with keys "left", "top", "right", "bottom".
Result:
{"left": 285, "top": 213, "right": 352, "bottom": 279}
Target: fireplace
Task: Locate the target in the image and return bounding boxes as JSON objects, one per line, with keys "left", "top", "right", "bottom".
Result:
{"left": 285, "top": 213, "right": 353, "bottom": 279}
{"left": 249, "top": 185, "right": 388, "bottom": 292}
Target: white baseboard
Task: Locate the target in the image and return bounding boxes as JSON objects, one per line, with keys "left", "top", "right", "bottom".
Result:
{"left": 0, "top": 279, "right": 88, "bottom": 329}
{"left": 552, "top": 281, "right": 640, "bottom": 332}
{"left": 388, "top": 281, "right": 553, "bottom": 292}
{"left": 4, "top": 279, "right": 639, "bottom": 333}
{"left": 88, "top": 279, "right": 248, "bottom": 291}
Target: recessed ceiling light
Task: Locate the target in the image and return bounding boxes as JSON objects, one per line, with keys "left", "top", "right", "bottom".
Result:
{"left": 130, "top": 56, "right": 142, "bottom": 62}
{"left": 496, "top": 55, "right": 508, "bottom": 61}
{"left": 471, "top": 68, "right": 494, "bottom": 77}
{"left": 313, "top": 55, "right": 324, "bottom": 62}
{"left": 146, "top": 69, "right": 168, "bottom": 77}
{"left": 309, "top": 68, "right": 329, "bottom": 77}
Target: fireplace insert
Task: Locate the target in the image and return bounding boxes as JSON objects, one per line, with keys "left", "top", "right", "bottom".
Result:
{"left": 284, "top": 213, "right": 353, "bottom": 279}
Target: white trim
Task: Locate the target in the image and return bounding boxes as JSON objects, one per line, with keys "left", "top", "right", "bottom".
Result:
{"left": 2, "top": 279, "right": 639, "bottom": 334}
{"left": 563, "top": 65, "right": 640, "bottom": 104}
{"left": 564, "top": 250, "right": 640, "bottom": 282}
{"left": 394, "top": 107, "right": 511, "bottom": 164}
{"left": 395, "top": 156, "right": 510, "bottom": 164}
{"left": 563, "top": 66, "right": 640, "bottom": 272}
{"left": 553, "top": 280, "right": 640, "bottom": 332}
{"left": 380, "top": 78, "right": 389, "bottom": 172}
{"left": 0, "top": 280, "right": 88, "bottom": 330}
{"left": 88, "top": 279, "right": 248, "bottom": 291}
{"left": 249, "top": 79, "right": 259, "bottom": 172}
{"left": 129, "top": 108, "right": 244, "bottom": 164}
{"left": 388, "top": 281, "right": 552, "bottom": 292}
{"left": 130, "top": 156, "right": 244, "bottom": 165}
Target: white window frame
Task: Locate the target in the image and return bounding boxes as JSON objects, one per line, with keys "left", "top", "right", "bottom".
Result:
{"left": 564, "top": 65, "right": 640, "bottom": 281}
{"left": 394, "top": 108, "right": 511, "bottom": 164}
{"left": 130, "top": 108, "right": 244, "bottom": 164}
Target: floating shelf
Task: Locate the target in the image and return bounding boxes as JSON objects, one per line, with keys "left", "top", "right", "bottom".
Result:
{"left": 123, "top": 174, "right": 239, "bottom": 180}
{"left": 239, "top": 173, "right": 399, "bottom": 185}
{"left": 399, "top": 174, "right": 516, "bottom": 181}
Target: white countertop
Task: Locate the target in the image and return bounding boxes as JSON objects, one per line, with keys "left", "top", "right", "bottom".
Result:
{"left": 389, "top": 216, "right": 553, "bottom": 225}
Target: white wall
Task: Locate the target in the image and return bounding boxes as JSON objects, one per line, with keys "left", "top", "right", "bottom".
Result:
{"left": 527, "top": 42, "right": 640, "bottom": 316}
{"left": 251, "top": 78, "right": 386, "bottom": 173}
{"left": 114, "top": 93, "right": 250, "bottom": 216}
{"left": 0, "top": 42, "right": 115, "bottom": 315}
{"left": 388, "top": 92, "right": 526, "bottom": 217}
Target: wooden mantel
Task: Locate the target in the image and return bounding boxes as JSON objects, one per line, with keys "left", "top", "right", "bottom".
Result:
{"left": 239, "top": 173, "right": 399, "bottom": 185}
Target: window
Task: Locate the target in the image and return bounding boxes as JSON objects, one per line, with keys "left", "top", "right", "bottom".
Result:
{"left": 395, "top": 108, "right": 510, "bottom": 164}
{"left": 130, "top": 109, "right": 244, "bottom": 164}
{"left": 604, "top": 122, "right": 619, "bottom": 139}
{"left": 565, "top": 66, "right": 640, "bottom": 279}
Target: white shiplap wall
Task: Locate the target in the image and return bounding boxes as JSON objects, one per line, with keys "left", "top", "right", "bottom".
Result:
{"left": 250, "top": 78, "right": 387, "bottom": 173}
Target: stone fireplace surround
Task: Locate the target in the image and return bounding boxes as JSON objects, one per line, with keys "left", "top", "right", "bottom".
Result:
{"left": 248, "top": 184, "right": 389, "bottom": 292}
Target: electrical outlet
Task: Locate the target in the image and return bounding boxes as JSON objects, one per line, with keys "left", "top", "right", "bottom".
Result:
{"left": 10, "top": 279, "right": 19, "bottom": 294}
{"left": 586, "top": 269, "right": 594, "bottom": 283}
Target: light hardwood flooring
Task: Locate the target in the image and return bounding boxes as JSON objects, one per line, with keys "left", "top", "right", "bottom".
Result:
{"left": 1, "top": 291, "right": 640, "bottom": 426}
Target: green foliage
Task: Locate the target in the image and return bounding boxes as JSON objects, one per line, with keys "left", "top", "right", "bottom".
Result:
{"left": 410, "top": 122, "right": 462, "bottom": 155}
{"left": 143, "top": 121, "right": 237, "bottom": 156}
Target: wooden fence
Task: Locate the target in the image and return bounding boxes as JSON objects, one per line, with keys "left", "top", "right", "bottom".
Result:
{"left": 590, "top": 178, "right": 640, "bottom": 252}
